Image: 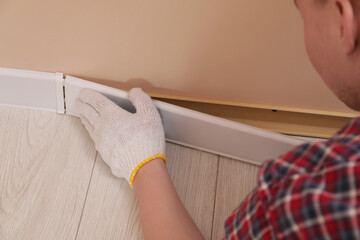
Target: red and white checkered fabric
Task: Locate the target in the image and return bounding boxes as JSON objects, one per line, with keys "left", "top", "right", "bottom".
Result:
{"left": 223, "top": 117, "right": 360, "bottom": 240}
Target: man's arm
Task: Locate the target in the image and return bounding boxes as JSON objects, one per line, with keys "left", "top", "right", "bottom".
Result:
{"left": 76, "top": 88, "right": 204, "bottom": 240}
{"left": 133, "top": 158, "right": 205, "bottom": 240}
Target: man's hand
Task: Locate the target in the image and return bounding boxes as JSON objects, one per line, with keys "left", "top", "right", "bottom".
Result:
{"left": 76, "top": 88, "right": 166, "bottom": 187}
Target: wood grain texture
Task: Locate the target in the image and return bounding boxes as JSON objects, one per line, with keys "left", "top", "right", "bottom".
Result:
{"left": 75, "top": 154, "right": 142, "bottom": 240}
{"left": 76, "top": 142, "right": 219, "bottom": 240}
{"left": 1, "top": 105, "right": 311, "bottom": 240}
{"left": 0, "top": 106, "right": 97, "bottom": 240}
{"left": 166, "top": 143, "right": 219, "bottom": 240}
{"left": 211, "top": 157, "right": 260, "bottom": 240}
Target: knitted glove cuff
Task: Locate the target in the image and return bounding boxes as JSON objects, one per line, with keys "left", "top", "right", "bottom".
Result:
{"left": 128, "top": 154, "right": 167, "bottom": 188}
{"left": 108, "top": 126, "right": 165, "bottom": 182}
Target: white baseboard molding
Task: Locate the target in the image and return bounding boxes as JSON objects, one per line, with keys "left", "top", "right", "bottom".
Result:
{"left": 0, "top": 67, "right": 305, "bottom": 165}
{"left": 0, "top": 67, "right": 64, "bottom": 113}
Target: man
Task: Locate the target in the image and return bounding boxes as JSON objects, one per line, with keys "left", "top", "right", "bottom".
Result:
{"left": 75, "top": 0, "right": 360, "bottom": 239}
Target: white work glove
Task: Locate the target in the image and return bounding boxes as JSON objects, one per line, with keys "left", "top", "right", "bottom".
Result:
{"left": 76, "top": 88, "right": 166, "bottom": 188}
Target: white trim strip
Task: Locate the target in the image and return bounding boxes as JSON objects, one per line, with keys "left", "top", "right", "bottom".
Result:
{"left": 64, "top": 75, "right": 305, "bottom": 164}
{"left": 0, "top": 67, "right": 305, "bottom": 164}
{"left": 0, "top": 67, "right": 60, "bottom": 113}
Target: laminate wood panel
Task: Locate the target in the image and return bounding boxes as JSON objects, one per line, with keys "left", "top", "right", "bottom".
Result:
{"left": 0, "top": 106, "right": 97, "bottom": 240}
{"left": 166, "top": 143, "right": 219, "bottom": 239}
{"left": 211, "top": 157, "right": 260, "bottom": 240}
{"left": 76, "top": 142, "right": 219, "bottom": 240}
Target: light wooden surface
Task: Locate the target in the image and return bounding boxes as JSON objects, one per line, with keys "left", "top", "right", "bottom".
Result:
{"left": 211, "top": 157, "right": 260, "bottom": 240}
{"left": 0, "top": 106, "right": 97, "bottom": 240}
{"left": 1, "top": 106, "right": 295, "bottom": 240}
{"left": 76, "top": 143, "right": 218, "bottom": 240}
{"left": 75, "top": 154, "right": 143, "bottom": 240}
{"left": 165, "top": 143, "right": 219, "bottom": 239}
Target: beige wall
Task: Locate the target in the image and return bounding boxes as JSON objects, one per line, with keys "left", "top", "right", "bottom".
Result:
{"left": 0, "top": 0, "right": 357, "bottom": 116}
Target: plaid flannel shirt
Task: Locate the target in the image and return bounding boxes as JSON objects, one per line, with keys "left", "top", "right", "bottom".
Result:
{"left": 223, "top": 117, "right": 360, "bottom": 240}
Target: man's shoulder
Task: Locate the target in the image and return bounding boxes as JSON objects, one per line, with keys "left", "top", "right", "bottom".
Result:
{"left": 258, "top": 116, "right": 360, "bottom": 188}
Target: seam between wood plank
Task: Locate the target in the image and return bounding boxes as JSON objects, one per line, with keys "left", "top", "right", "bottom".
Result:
{"left": 210, "top": 155, "right": 220, "bottom": 240}
{"left": 74, "top": 152, "right": 98, "bottom": 240}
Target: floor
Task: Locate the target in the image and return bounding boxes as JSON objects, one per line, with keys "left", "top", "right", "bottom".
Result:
{"left": 0, "top": 106, "right": 318, "bottom": 240}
